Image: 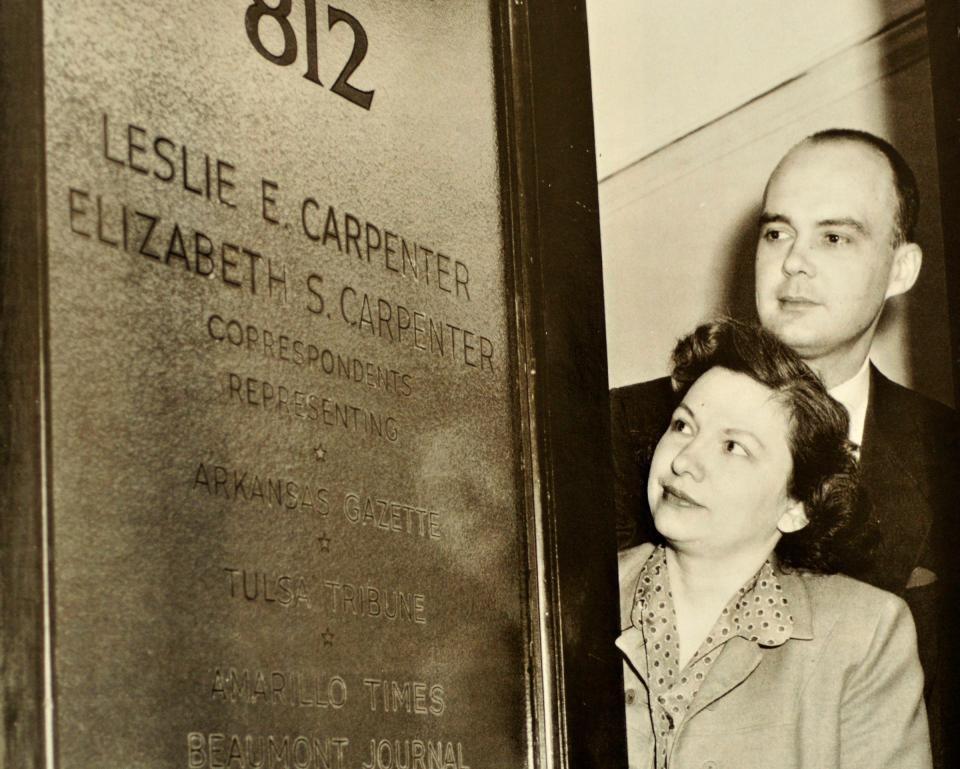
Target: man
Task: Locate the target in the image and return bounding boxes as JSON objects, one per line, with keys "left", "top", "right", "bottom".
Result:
{"left": 611, "top": 128, "right": 958, "bottom": 756}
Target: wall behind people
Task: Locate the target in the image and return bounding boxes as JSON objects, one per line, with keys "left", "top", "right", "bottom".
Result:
{"left": 593, "top": 5, "right": 953, "bottom": 405}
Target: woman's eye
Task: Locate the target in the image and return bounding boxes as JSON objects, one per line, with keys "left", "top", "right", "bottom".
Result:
{"left": 723, "top": 440, "right": 748, "bottom": 457}
{"left": 763, "top": 229, "right": 782, "bottom": 241}
{"left": 671, "top": 418, "right": 691, "bottom": 434}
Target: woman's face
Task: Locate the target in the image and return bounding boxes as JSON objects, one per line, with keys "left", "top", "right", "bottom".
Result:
{"left": 647, "top": 366, "right": 807, "bottom": 559}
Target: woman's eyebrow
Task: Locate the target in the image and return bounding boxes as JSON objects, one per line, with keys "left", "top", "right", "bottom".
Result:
{"left": 723, "top": 428, "right": 765, "bottom": 451}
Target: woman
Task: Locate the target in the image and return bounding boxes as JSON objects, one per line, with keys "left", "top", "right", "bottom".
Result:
{"left": 617, "top": 319, "right": 930, "bottom": 769}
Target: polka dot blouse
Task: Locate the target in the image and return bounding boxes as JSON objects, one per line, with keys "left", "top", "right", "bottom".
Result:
{"left": 629, "top": 545, "right": 794, "bottom": 768}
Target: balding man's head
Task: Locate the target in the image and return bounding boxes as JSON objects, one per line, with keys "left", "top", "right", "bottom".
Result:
{"left": 754, "top": 130, "right": 923, "bottom": 387}
{"left": 802, "top": 129, "right": 919, "bottom": 246}
{"left": 764, "top": 130, "right": 919, "bottom": 247}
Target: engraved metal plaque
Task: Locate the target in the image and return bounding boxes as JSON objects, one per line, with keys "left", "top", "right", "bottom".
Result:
{"left": 43, "top": 2, "right": 526, "bottom": 766}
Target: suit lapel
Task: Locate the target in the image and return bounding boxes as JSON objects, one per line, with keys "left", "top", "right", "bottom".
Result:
{"left": 859, "top": 366, "right": 932, "bottom": 593}
{"left": 681, "top": 636, "right": 762, "bottom": 722}
{"left": 679, "top": 570, "right": 813, "bottom": 728}
{"left": 616, "top": 544, "right": 658, "bottom": 683}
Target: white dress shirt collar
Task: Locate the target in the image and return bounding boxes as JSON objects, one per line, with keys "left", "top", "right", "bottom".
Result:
{"left": 827, "top": 357, "right": 871, "bottom": 448}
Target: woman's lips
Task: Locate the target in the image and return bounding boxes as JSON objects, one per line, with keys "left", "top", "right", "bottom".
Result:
{"left": 661, "top": 482, "right": 703, "bottom": 508}
{"left": 777, "top": 294, "right": 819, "bottom": 308}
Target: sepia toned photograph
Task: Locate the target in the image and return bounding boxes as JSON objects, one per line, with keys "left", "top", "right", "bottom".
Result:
{"left": 590, "top": 1, "right": 960, "bottom": 767}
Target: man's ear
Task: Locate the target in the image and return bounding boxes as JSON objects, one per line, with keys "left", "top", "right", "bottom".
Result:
{"left": 777, "top": 500, "right": 809, "bottom": 534}
{"left": 885, "top": 242, "right": 922, "bottom": 300}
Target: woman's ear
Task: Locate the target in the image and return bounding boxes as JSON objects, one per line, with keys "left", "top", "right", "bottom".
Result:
{"left": 777, "top": 500, "right": 809, "bottom": 534}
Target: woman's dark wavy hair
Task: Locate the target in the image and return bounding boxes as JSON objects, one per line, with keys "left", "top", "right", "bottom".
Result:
{"left": 668, "top": 318, "right": 878, "bottom": 574}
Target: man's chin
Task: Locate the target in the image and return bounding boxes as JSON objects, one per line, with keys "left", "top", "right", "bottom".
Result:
{"left": 760, "top": 316, "right": 826, "bottom": 356}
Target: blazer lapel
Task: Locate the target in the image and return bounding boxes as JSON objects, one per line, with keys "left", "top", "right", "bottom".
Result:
{"left": 681, "top": 570, "right": 813, "bottom": 723}
{"left": 615, "top": 625, "right": 649, "bottom": 684}
{"left": 616, "top": 543, "right": 658, "bottom": 683}
{"left": 682, "top": 636, "right": 762, "bottom": 721}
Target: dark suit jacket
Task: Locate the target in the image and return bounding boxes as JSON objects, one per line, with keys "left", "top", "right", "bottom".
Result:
{"left": 609, "top": 365, "right": 959, "bottom": 762}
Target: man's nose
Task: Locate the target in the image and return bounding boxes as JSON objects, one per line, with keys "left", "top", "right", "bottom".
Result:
{"left": 670, "top": 439, "right": 704, "bottom": 481}
{"left": 782, "top": 238, "right": 815, "bottom": 277}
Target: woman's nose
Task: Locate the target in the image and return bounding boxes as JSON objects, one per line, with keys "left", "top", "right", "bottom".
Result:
{"left": 670, "top": 440, "right": 704, "bottom": 480}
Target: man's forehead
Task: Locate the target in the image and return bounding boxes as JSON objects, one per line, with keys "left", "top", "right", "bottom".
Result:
{"left": 764, "top": 140, "right": 897, "bottom": 213}
{"left": 766, "top": 141, "right": 896, "bottom": 199}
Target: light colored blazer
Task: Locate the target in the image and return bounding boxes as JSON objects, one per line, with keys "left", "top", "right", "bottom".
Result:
{"left": 618, "top": 543, "right": 931, "bottom": 769}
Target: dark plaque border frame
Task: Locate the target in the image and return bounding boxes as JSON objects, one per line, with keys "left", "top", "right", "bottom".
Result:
{"left": 1, "top": 2, "right": 625, "bottom": 768}
{"left": 492, "top": 2, "right": 625, "bottom": 767}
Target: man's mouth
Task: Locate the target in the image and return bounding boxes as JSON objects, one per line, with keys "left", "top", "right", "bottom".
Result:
{"left": 661, "top": 482, "right": 703, "bottom": 508}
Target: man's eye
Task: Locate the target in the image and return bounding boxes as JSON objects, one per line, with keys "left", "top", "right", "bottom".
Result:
{"left": 723, "top": 440, "right": 748, "bottom": 457}
{"left": 761, "top": 228, "right": 793, "bottom": 243}
{"left": 824, "top": 232, "right": 849, "bottom": 245}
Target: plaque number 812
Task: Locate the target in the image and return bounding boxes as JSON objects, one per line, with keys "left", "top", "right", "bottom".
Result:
{"left": 245, "top": 0, "right": 374, "bottom": 110}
